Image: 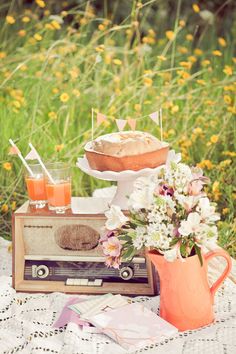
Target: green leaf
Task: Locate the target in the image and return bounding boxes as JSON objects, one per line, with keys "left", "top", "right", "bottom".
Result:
{"left": 122, "top": 247, "right": 135, "bottom": 261}
{"left": 194, "top": 245, "right": 203, "bottom": 266}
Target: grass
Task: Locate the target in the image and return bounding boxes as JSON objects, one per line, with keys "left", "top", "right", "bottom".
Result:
{"left": 0, "top": 1, "right": 235, "bottom": 257}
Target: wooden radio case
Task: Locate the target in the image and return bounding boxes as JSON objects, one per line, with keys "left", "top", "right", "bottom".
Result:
{"left": 12, "top": 197, "right": 158, "bottom": 296}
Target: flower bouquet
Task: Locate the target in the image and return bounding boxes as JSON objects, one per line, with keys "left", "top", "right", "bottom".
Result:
{"left": 101, "top": 156, "right": 220, "bottom": 267}
{"left": 100, "top": 154, "right": 232, "bottom": 331}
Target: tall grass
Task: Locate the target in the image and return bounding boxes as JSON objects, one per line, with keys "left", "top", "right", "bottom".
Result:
{"left": 0, "top": 1, "right": 235, "bottom": 256}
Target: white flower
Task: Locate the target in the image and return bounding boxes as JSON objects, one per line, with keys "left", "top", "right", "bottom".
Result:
{"left": 175, "top": 192, "right": 200, "bottom": 212}
{"left": 178, "top": 212, "right": 202, "bottom": 236}
{"left": 105, "top": 205, "right": 129, "bottom": 230}
{"left": 197, "top": 197, "right": 220, "bottom": 223}
{"left": 195, "top": 224, "right": 218, "bottom": 248}
{"left": 163, "top": 248, "right": 178, "bottom": 262}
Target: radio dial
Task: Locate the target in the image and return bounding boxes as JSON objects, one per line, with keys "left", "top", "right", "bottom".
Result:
{"left": 119, "top": 266, "right": 134, "bottom": 280}
{"left": 35, "top": 265, "right": 49, "bottom": 279}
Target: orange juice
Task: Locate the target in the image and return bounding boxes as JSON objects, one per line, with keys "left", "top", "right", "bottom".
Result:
{"left": 25, "top": 177, "right": 47, "bottom": 201}
{"left": 46, "top": 181, "right": 71, "bottom": 207}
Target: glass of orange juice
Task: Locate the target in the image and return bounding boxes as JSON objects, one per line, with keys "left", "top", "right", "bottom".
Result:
{"left": 25, "top": 164, "right": 47, "bottom": 208}
{"left": 45, "top": 163, "right": 71, "bottom": 213}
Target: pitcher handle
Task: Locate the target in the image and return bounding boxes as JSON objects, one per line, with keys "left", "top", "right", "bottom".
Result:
{"left": 204, "top": 249, "right": 232, "bottom": 300}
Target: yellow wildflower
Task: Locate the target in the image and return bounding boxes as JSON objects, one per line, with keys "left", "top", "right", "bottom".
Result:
{"left": 201, "top": 59, "right": 210, "bottom": 67}
{"left": 222, "top": 208, "right": 229, "bottom": 215}
{"left": 95, "top": 45, "right": 105, "bottom": 53}
{"left": 224, "top": 95, "right": 232, "bottom": 105}
{"left": 105, "top": 54, "right": 112, "bottom": 64}
{"left": 186, "top": 34, "right": 193, "bottom": 41}
{"left": 178, "top": 46, "right": 188, "bottom": 54}
{"left": 36, "top": 0, "right": 46, "bottom": 8}
{"left": 179, "top": 20, "right": 185, "bottom": 27}
{"left": 218, "top": 37, "right": 227, "bottom": 47}
{"left": 193, "top": 127, "right": 203, "bottom": 135}
{"left": 34, "top": 33, "right": 42, "bottom": 41}
{"left": 222, "top": 151, "right": 236, "bottom": 157}
{"left": 51, "top": 20, "right": 61, "bottom": 30}
{"left": 196, "top": 79, "right": 206, "bottom": 85}
{"left": 212, "top": 50, "right": 222, "bottom": 56}
{"left": 192, "top": 4, "right": 200, "bottom": 13}
{"left": 143, "top": 77, "right": 153, "bottom": 87}
{"left": 22, "top": 16, "right": 30, "bottom": 23}
{"left": 44, "top": 10, "right": 51, "bottom": 16}
{"left": 0, "top": 52, "right": 6, "bottom": 59}
{"left": 194, "top": 48, "right": 203, "bottom": 56}
{"left": 180, "top": 61, "right": 192, "bottom": 69}
{"left": 218, "top": 159, "right": 232, "bottom": 169}
{"left": 52, "top": 88, "right": 59, "bottom": 94}
{"left": 69, "top": 68, "right": 79, "bottom": 80}
{"left": 11, "top": 201, "right": 17, "bottom": 211}
{"left": 232, "top": 57, "right": 236, "bottom": 64}
{"left": 165, "top": 31, "right": 175, "bottom": 40}
{"left": 98, "top": 24, "right": 105, "bottom": 31}
{"left": 48, "top": 111, "right": 57, "bottom": 120}
{"left": 134, "top": 104, "right": 141, "bottom": 112}
{"left": 212, "top": 181, "right": 220, "bottom": 193}
{"left": 223, "top": 65, "right": 233, "bottom": 76}
{"left": 113, "top": 58, "right": 122, "bottom": 66}
{"left": 157, "top": 55, "right": 167, "bottom": 61}
{"left": 55, "top": 144, "right": 64, "bottom": 152}
{"left": 60, "top": 93, "right": 69, "bottom": 103}
{"left": 171, "top": 105, "right": 179, "bottom": 113}
{"left": 1, "top": 204, "right": 8, "bottom": 213}
{"left": 210, "top": 135, "right": 219, "bottom": 144}
{"left": 115, "top": 88, "right": 121, "bottom": 96}
{"left": 6, "top": 15, "right": 15, "bottom": 24}
{"left": 72, "top": 89, "right": 81, "bottom": 97}
{"left": 197, "top": 160, "right": 214, "bottom": 170}
{"left": 227, "top": 106, "right": 236, "bottom": 114}
{"left": 188, "top": 56, "right": 197, "bottom": 63}
{"left": 3, "top": 162, "right": 12, "bottom": 171}
{"left": 177, "top": 70, "right": 190, "bottom": 79}
{"left": 45, "top": 23, "right": 54, "bottom": 30}
{"left": 12, "top": 101, "right": 21, "bottom": 108}
{"left": 18, "top": 29, "right": 26, "bottom": 37}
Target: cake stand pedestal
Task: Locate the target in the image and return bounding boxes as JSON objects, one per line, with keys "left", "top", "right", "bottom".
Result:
{"left": 77, "top": 157, "right": 165, "bottom": 210}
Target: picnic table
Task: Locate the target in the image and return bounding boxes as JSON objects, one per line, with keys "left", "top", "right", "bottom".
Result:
{"left": 0, "top": 236, "right": 236, "bottom": 354}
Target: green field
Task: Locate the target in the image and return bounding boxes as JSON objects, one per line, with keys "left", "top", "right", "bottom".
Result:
{"left": 0, "top": 1, "right": 235, "bottom": 256}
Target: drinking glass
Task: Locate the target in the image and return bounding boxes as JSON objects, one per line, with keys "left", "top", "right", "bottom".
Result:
{"left": 45, "top": 162, "right": 71, "bottom": 213}
{"left": 25, "top": 164, "right": 47, "bottom": 208}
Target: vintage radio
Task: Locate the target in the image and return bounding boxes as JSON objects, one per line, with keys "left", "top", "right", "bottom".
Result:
{"left": 12, "top": 197, "right": 159, "bottom": 295}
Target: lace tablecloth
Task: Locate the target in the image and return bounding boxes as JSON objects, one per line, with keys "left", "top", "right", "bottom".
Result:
{"left": 0, "top": 237, "right": 236, "bottom": 354}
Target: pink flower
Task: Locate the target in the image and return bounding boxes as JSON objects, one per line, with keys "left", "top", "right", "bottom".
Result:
{"left": 102, "top": 236, "right": 122, "bottom": 257}
{"left": 155, "top": 183, "right": 174, "bottom": 197}
{"left": 105, "top": 256, "right": 121, "bottom": 269}
{"left": 188, "top": 179, "right": 204, "bottom": 196}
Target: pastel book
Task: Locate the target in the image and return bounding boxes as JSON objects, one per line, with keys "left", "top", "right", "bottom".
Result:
{"left": 86, "top": 302, "right": 178, "bottom": 351}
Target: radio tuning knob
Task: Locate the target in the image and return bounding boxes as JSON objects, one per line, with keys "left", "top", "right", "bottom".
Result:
{"left": 119, "top": 266, "right": 134, "bottom": 280}
{"left": 34, "top": 265, "right": 49, "bottom": 279}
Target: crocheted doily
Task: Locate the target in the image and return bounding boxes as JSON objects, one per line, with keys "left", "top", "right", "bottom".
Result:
{"left": 0, "top": 237, "right": 236, "bottom": 354}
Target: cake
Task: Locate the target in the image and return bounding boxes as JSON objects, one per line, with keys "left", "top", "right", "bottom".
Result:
{"left": 84, "top": 131, "right": 169, "bottom": 172}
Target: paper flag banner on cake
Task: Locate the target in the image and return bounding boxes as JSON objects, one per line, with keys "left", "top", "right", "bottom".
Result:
{"left": 25, "top": 147, "right": 38, "bottom": 160}
{"left": 116, "top": 119, "right": 127, "bottom": 131}
{"left": 96, "top": 112, "right": 107, "bottom": 127}
{"left": 149, "top": 111, "right": 159, "bottom": 125}
{"left": 8, "top": 145, "right": 20, "bottom": 155}
{"left": 127, "top": 118, "right": 136, "bottom": 131}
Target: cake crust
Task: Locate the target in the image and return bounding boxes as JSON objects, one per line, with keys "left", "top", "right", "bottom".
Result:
{"left": 91, "top": 131, "right": 163, "bottom": 157}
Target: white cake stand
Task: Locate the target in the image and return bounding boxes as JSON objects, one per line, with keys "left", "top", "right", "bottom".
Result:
{"left": 76, "top": 157, "right": 165, "bottom": 210}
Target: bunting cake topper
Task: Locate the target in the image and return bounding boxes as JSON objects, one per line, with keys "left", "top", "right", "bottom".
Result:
{"left": 90, "top": 107, "right": 163, "bottom": 140}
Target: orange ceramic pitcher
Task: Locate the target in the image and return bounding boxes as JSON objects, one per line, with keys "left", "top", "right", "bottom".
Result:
{"left": 148, "top": 249, "right": 232, "bottom": 331}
